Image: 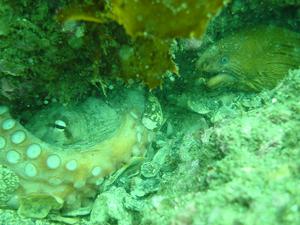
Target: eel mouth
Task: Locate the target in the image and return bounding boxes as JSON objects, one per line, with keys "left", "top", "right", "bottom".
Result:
{"left": 198, "top": 68, "right": 238, "bottom": 89}
{"left": 206, "top": 73, "right": 237, "bottom": 89}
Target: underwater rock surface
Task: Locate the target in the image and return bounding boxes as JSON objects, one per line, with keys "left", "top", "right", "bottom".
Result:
{"left": 1, "top": 0, "right": 300, "bottom": 224}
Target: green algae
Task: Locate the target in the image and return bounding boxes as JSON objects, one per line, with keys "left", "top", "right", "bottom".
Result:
{"left": 0, "top": 165, "right": 19, "bottom": 206}
{"left": 18, "top": 194, "right": 63, "bottom": 219}
{"left": 136, "top": 70, "right": 300, "bottom": 225}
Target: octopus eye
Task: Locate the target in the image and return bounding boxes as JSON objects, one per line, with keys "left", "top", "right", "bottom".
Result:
{"left": 220, "top": 56, "right": 229, "bottom": 65}
{"left": 54, "top": 119, "right": 67, "bottom": 131}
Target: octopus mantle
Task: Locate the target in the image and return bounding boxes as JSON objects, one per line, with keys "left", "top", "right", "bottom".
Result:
{"left": 0, "top": 98, "right": 148, "bottom": 218}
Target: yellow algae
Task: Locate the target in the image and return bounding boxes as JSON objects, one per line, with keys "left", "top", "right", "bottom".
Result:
{"left": 59, "top": 0, "right": 228, "bottom": 38}
{"left": 117, "top": 37, "right": 178, "bottom": 88}
{"left": 109, "top": 0, "right": 228, "bottom": 38}
{"left": 57, "top": 0, "right": 228, "bottom": 88}
{"left": 57, "top": 1, "right": 108, "bottom": 24}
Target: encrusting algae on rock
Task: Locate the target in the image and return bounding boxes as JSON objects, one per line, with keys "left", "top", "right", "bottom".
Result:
{"left": 0, "top": 165, "right": 19, "bottom": 206}
{"left": 196, "top": 25, "right": 300, "bottom": 91}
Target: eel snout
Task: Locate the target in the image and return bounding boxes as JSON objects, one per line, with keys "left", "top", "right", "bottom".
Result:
{"left": 196, "top": 59, "right": 237, "bottom": 89}
{"left": 206, "top": 73, "right": 237, "bottom": 89}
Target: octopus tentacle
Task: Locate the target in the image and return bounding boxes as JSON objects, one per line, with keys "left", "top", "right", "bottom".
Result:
{"left": 0, "top": 103, "right": 147, "bottom": 216}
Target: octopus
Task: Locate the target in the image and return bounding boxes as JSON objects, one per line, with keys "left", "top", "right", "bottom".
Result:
{"left": 0, "top": 88, "right": 148, "bottom": 219}
{"left": 196, "top": 25, "right": 300, "bottom": 91}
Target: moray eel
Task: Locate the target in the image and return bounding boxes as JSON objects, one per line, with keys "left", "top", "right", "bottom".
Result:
{"left": 0, "top": 90, "right": 148, "bottom": 218}
{"left": 196, "top": 25, "right": 300, "bottom": 91}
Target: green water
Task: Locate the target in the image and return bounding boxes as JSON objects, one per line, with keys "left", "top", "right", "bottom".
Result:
{"left": 0, "top": 0, "right": 300, "bottom": 224}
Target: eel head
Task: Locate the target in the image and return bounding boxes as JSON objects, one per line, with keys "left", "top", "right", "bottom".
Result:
{"left": 195, "top": 41, "right": 242, "bottom": 90}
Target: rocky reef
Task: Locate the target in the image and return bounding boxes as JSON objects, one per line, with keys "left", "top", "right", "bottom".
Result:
{"left": 1, "top": 0, "right": 300, "bottom": 224}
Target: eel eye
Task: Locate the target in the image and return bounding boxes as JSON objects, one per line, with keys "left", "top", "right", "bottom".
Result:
{"left": 220, "top": 56, "right": 229, "bottom": 65}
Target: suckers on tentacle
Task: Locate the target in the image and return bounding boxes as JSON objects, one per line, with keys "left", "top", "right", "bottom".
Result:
{"left": 0, "top": 100, "right": 148, "bottom": 218}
